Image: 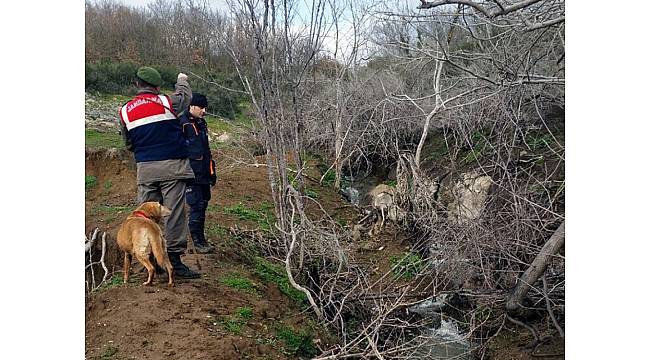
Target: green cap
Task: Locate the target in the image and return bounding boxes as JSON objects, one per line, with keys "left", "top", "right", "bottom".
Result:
{"left": 136, "top": 66, "right": 162, "bottom": 87}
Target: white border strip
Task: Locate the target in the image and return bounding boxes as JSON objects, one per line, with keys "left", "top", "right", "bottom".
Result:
{"left": 124, "top": 113, "right": 174, "bottom": 131}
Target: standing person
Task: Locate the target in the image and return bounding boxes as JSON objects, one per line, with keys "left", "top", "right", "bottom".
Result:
{"left": 118, "top": 66, "right": 200, "bottom": 279}
{"left": 180, "top": 93, "right": 216, "bottom": 253}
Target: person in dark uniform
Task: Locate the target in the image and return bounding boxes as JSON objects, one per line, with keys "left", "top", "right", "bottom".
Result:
{"left": 180, "top": 93, "right": 216, "bottom": 253}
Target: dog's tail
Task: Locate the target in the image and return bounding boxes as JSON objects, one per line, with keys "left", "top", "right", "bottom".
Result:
{"left": 151, "top": 232, "right": 174, "bottom": 286}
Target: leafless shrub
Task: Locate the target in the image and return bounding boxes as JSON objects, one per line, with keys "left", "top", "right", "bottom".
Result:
{"left": 85, "top": 228, "right": 111, "bottom": 294}
{"left": 221, "top": 0, "right": 564, "bottom": 357}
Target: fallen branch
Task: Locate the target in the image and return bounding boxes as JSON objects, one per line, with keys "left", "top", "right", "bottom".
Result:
{"left": 100, "top": 232, "right": 109, "bottom": 285}
{"left": 85, "top": 228, "right": 99, "bottom": 253}
{"left": 507, "top": 221, "right": 565, "bottom": 314}
{"left": 86, "top": 228, "right": 110, "bottom": 292}
{"left": 87, "top": 228, "right": 99, "bottom": 290}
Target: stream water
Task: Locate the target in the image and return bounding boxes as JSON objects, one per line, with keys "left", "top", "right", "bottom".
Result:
{"left": 410, "top": 319, "right": 472, "bottom": 359}
{"left": 407, "top": 296, "right": 472, "bottom": 359}
{"left": 342, "top": 173, "right": 473, "bottom": 359}
{"left": 341, "top": 173, "right": 384, "bottom": 206}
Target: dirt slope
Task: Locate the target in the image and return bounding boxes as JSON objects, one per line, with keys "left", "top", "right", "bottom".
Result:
{"left": 85, "top": 148, "right": 352, "bottom": 360}
{"left": 85, "top": 146, "right": 563, "bottom": 359}
{"left": 86, "top": 254, "right": 306, "bottom": 360}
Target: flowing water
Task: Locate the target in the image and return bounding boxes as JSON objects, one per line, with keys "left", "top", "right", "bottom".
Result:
{"left": 342, "top": 173, "right": 473, "bottom": 359}
{"left": 407, "top": 296, "right": 472, "bottom": 359}
{"left": 410, "top": 319, "right": 472, "bottom": 359}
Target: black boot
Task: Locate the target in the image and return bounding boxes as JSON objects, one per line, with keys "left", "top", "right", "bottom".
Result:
{"left": 190, "top": 224, "right": 214, "bottom": 254}
{"left": 193, "top": 240, "right": 214, "bottom": 254}
{"left": 168, "top": 253, "right": 201, "bottom": 279}
{"left": 154, "top": 263, "right": 167, "bottom": 275}
{"left": 150, "top": 254, "right": 167, "bottom": 275}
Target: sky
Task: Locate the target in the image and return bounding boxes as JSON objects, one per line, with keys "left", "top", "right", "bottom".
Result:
{"left": 116, "top": 0, "right": 374, "bottom": 61}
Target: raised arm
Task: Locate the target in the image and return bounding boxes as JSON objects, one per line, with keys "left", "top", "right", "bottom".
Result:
{"left": 170, "top": 73, "right": 192, "bottom": 116}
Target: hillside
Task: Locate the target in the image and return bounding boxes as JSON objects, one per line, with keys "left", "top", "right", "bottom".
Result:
{"left": 85, "top": 92, "right": 563, "bottom": 359}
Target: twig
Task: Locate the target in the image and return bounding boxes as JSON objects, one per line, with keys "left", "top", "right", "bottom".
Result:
{"left": 87, "top": 228, "right": 99, "bottom": 291}
{"left": 100, "top": 232, "right": 109, "bottom": 285}
{"left": 506, "top": 315, "right": 540, "bottom": 345}
{"left": 285, "top": 186, "right": 324, "bottom": 320}
{"left": 532, "top": 351, "right": 565, "bottom": 357}
{"left": 542, "top": 275, "right": 564, "bottom": 338}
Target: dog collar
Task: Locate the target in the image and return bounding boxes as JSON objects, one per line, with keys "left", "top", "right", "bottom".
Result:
{"left": 132, "top": 210, "right": 149, "bottom": 219}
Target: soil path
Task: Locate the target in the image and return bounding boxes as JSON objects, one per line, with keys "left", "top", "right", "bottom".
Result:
{"left": 86, "top": 251, "right": 305, "bottom": 360}
{"left": 85, "top": 149, "right": 351, "bottom": 360}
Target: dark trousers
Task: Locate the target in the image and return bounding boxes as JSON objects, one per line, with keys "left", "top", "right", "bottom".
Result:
{"left": 186, "top": 184, "right": 211, "bottom": 245}
{"left": 138, "top": 179, "right": 187, "bottom": 254}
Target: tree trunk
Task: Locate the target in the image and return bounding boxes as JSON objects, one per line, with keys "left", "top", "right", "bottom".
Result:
{"left": 506, "top": 220, "right": 565, "bottom": 314}
{"left": 334, "top": 77, "right": 343, "bottom": 190}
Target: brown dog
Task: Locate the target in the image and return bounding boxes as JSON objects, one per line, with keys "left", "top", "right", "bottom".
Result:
{"left": 116, "top": 202, "right": 174, "bottom": 287}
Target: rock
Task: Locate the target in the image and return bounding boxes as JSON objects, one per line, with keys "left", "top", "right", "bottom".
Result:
{"left": 368, "top": 184, "right": 405, "bottom": 222}
{"left": 351, "top": 224, "right": 363, "bottom": 241}
{"left": 85, "top": 92, "right": 121, "bottom": 131}
{"left": 447, "top": 170, "right": 492, "bottom": 223}
{"left": 216, "top": 132, "right": 231, "bottom": 142}
{"left": 407, "top": 298, "right": 443, "bottom": 328}
{"left": 340, "top": 187, "right": 359, "bottom": 205}
{"left": 408, "top": 295, "right": 447, "bottom": 315}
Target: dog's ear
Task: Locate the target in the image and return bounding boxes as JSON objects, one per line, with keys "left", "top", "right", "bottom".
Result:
{"left": 159, "top": 204, "right": 172, "bottom": 217}
{"left": 144, "top": 202, "right": 157, "bottom": 215}
{"left": 137, "top": 202, "right": 160, "bottom": 218}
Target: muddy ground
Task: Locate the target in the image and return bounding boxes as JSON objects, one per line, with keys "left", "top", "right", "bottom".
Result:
{"left": 85, "top": 146, "right": 563, "bottom": 359}
{"left": 85, "top": 148, "right": 370, "bottom": 359}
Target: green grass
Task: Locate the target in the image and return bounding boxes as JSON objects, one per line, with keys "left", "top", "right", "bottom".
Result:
{"left": 220, "top": 272, "right": 258, "bottom": 295}
{"left": 103, "top": 180, "right": 113, "bottom": 191}
{"left": 254, "top": 257, "right": 307, "bottom": 304}
{"left": 422, "top": 132, "right": 449, "bottom": 162}
{"left": 237, "top": 306, "right": 254, "bottom": 320}
{"left": 85, "top": 129, "right": 124, "bottom": 149}
{"left": 207, "top": 203, "right": 221, "bottom": 213}
{"left": 224, "top": 202, "right": 276, "bottom": 232}
{"left": 91, "top": 204, "right": 137, "bottom": 223}
{"left": 91, "top": 204, "right": 136, "bottom": 215}
{"left": 205, "top": 101, "right": 255, "bottom": 132}
{"left": 525, "top": 132, "right": 556, "bottom": 151}
{"left": 474, "top": 304, "right": 494, "bottom": 323}
{"left": 275, "top": 324, "right": 318, "bottom": 357}
{"left": 234, "top": 102, "right": 255, "bottom": 128}
{"left": 304, "top": 189, "right": 319, "bottom": 198}
{"left": 99, "top": 344, "right": 119, "bottom": 360}
{"left": 222, "top": 307, "right": 254, "bottom": 335}
{"left": 389, "top": 252, "right": 425, "bottom": 280}
{"left": 223, "top": 318, "right": 244, "bottom": 335}
{"left": 462, "top": 149, "right": 482, "bottom": 164}
{"left": 96, "top": 273, "right": 126, "bottom": 292}
{"left": 259, "top": 201, "right": 274, "bottom": 212}
{"left": 206, "top": 224, "right": 228, "bottom": 238}
{"left": 205, "top": 115, "right": 234, "bottom": 134}
{"left": 224, "top": 203, "right": 264, "bottom": 222}
{"left": 320, "top": 168, "right": 336, "bottom": 187}
{"left": 461, "top": 130, "right": 493, "bottom": 165}
{"left": 86, "top": 175, "right": 98, "bottom": 189}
